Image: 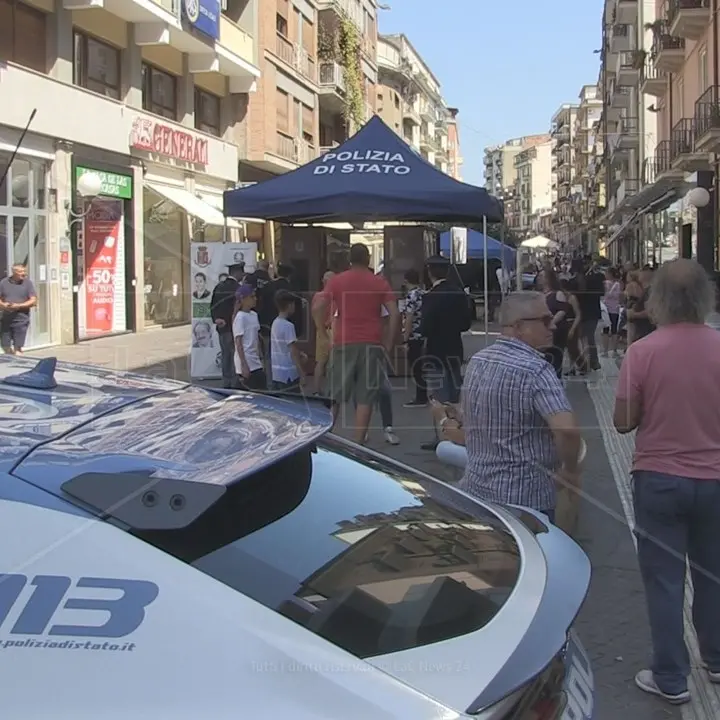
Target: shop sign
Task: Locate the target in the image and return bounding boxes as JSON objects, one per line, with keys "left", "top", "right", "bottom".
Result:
{"left": 76, "top": 166, "right": 132, "bottom": 200}
{"left": 182, "top": 0, "right": 220, "bottom": 41}
{"left": 130, "top": 117, "right": 209, "bottom": 166}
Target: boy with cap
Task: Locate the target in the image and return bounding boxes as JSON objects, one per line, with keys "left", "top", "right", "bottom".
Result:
{"left": 233, "top": 284, "right": 266, "bottom": 390}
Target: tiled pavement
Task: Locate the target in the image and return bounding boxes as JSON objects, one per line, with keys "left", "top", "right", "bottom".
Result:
{"left": 23, "top": 327, "right": 717, "bottom": 719}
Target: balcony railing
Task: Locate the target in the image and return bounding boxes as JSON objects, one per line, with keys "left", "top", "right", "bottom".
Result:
{"left": 641, "top": 59, "right": 660, "bottom": 84}
{"left": 652, "top": 24, "right": 685, "bottom": 56}
{"left": 275, "top": 33, "right": 316, "bottom": 82}
{"left": 620, "top": 115, "right": 639, "bottom": 135}
{"left": 668, "top": 0, "right": 710, "bottom": 26}
{"left": 671, "top": 118, "right": 696, "bottom": 160}
{"left": 318, "top": 61, "right": 345, "bottom": 90}
{"left": 695, "top": 85, "right": 720, "bottom": 138}
{"left": 276, "top": 131, "right": 295, "bottom": 161}
{"left": 655, "top": 139, "right": 673, "bottom": 173}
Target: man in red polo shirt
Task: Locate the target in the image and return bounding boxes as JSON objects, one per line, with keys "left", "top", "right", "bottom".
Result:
{"left": 313, "top": 243, "right": 399, "bottom": 443}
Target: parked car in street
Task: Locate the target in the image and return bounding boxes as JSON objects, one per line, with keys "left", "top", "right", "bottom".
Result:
{"left": 0, "top": 355, "right": 594, "bottom": 719}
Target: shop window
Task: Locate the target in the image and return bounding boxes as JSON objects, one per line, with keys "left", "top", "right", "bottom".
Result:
{"left": 73, "top": 31, "right": 121, "bottom": 100}
{"left": 195, "top": 89, "right": 221, "bottom": 137}
{"left": 142, "top": 64, "right": 177, "bottom": 120}
{"left": 0, "top": 0, "right": 47, "bottom": 73}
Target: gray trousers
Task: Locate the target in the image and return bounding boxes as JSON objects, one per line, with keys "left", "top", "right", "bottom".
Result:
{"left": 633, "top": 471, "right": 720, "bottom": 694}
{"left": 218, "top": 331, "right": 236, "bottom": 388}
{"left": 580, "top": 319, "right": 599, "bottom": 368}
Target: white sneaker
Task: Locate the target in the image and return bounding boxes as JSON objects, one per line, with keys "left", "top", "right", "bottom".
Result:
{"left": 634, "top": 670, "right": 690, "bottom": 705}
{"left": 708, "top": 668, "right": 720, "bottom": 683}
{"left": 383, "top": 427, "right": 400, "bottom": 445}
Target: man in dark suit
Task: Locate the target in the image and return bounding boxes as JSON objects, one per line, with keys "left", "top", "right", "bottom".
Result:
{"left": 421, "top": 256, "right": 471, "bottom": 390}
{"left": 210, "top": 263, "right": 245, "bottom": 388}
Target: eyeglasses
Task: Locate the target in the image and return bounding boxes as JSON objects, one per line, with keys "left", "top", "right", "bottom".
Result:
{"left": 519, "top": 315, "right": 553, "bottom": 327}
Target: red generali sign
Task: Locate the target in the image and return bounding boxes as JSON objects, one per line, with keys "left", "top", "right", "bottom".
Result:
{"left": 129, "top": 117, "right": 209, "bottom": 165}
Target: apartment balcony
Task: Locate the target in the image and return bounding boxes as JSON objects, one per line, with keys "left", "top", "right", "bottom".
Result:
{"left": 318, "top": 62, "right": 345, "bottom": 113}
{"left": 615, "top": 0, "right": 638, "bottom": 25}
{"left": 316, "top": 0, "right": 364, "bottom": 30}
{"left": 640, "top": 59, "right": 666, "bottom": 96}
{"left": 0, "top": 60, "right": 238, "bottom": 180}
{"left": 403, "top": 103, "right": 421, "bottom": 125}
{"left": 609, "top": 23, "right": 634, "bottom": 54}
{"left": 67, "top": 0, "right": 260, "bottom": 93}
{"left": 615, "top": 178, "right": 640, "bottom": 207}
{"left": 608, "top": 116, "right": 639, "bottom": 157}
{"left": 671, "top": 118, "right": 710, "bottom": 170}
{"left": 273, "top": 132, "right": 318, "bottom": 167}
{"left": 616, "top": 51, "right": 640, "bottom": 85}
{"left": 319, "top": 143, "right": 340, "bottom": 155}
{"left": 609, "top": 78, "right": 632, "bottom": 109}
{"left": 668, "top": 0, "right": 711, "bottom": 41}
{"left": 274, "top": 33, "right": 316, "bottom": 84}
{"left": 652, "top": 31, "right": 685, "bottom": 73}
{"left": 419, "top": 133, "right": 438, "bottom": 152}
{"left": 694, "top": 85, "right": 720, "bottom": 152}
{"left": 654, "top": 139, "right": 686, "bottom": 184}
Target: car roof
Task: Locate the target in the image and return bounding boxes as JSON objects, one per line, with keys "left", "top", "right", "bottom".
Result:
{"left": 0, "top": 356, "right": 332, "bottom": 489}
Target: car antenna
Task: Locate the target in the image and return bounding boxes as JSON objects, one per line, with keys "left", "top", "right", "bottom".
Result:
{"left": 2, "top": 357, "right": 58, "bottom": 390}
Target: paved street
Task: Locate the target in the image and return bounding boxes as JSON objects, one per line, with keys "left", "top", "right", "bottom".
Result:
{"left": 26, "top": 326, "right": 720, "bottom": 720}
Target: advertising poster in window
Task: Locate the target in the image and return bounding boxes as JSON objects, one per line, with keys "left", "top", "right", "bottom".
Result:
{"left": 190, "top": 242, "right": 257, "bottom": 379}
{"left": 78, "top": 199, "right": 127, "bottom": 338}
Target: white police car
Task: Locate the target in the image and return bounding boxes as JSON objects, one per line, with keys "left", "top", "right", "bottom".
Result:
{"left": 0, "top": 356, "right": 594, "bottom": 719}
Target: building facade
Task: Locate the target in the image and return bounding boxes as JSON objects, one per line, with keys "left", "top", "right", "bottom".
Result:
{"left": 550, "top": 103, "right": 579, "bottom": 246}
{"left": 446, "top": 107, "right": 463, "bottom": 180}
{"left": 483, "top": 134, "right": 550, "bottom": 198}
{"left": 375, "top": 33, "right": 456, "bottom": 176}
{"left": 507, "top": 140, "right": 553, "bottom": 236}
{"left": 600, "top": 0, "right": 664, "bottom": 263}
{"left": 573, "top": 85, "right": 603, "bottom": 250}
{"left": 239, "top": 0, "right": 377, "bottom": 180}
{"left": 1, "top": 0, "right": 261, "bottom": 349}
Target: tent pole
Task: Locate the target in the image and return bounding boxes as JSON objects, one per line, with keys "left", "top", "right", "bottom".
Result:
{"left": 500, "top": 222, "right": 505, "bottom": 297}
{"left": 483, "top": 216, "right": 489, "bottom": 341}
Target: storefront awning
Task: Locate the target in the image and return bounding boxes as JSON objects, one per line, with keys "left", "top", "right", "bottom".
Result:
{"left": 605, "top": 190, "right": 678, "bottom": 247}
{"left": 146, "top": 182, "right": 242, "bottom": 229}
{"left": 198, "top": 193, "right": 265, "bottom": 224}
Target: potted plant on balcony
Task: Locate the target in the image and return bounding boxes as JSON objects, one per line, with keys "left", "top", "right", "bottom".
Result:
{"left": 631, "top": 49, "right": 646, "bottom": 70}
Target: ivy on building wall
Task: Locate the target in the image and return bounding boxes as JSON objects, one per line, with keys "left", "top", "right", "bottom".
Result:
{"left": 338, "top": 18, "right": 364, "bottom": 131}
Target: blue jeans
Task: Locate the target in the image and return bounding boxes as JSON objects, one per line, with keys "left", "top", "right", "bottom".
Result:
{"left": 633, "top": 471, "right": 720, "bottom": 694}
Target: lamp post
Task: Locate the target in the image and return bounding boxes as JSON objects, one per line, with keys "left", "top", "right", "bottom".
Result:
{"left": 687, "top": 178, "right": 715, "bottom": 272}
{"left": 65, "top": 170, "right": 103, "bottom": 234}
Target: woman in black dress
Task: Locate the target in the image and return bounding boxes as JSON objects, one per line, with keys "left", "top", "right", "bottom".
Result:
{"left": 538, "top": 268, "right": 580, "bottom": 377}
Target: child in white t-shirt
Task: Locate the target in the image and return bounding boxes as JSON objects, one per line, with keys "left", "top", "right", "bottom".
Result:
{"left": 233, "top": 284, "right": 266, "bottom": 390}
{"left": 270, "top": 290, "right": 306, "bottom": 391}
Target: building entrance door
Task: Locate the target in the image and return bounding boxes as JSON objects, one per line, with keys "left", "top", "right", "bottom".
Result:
{"left": 0, "top": 154, "right": 52, "bottom": 349}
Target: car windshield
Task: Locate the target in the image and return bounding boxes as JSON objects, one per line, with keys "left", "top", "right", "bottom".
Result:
{"left": 134, "top": 438, "right": 520, "bottom": 658}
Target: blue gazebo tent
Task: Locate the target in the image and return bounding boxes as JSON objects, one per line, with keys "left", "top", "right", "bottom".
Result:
{"left": 223, "top": 116, "right": 503, "bottom": 224}
{"left": 439, "top": 230, "right": 515, "bottom": 266}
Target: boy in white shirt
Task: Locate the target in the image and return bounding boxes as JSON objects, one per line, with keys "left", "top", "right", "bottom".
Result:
{"left": 233, "top": 284, "right": 266, "bottom": 390}
{"left": 270, "top": 290, "right": 306, "bottom": 391}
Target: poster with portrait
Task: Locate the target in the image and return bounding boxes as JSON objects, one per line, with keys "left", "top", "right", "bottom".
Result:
{"left": 190, "top": 241, "right": 257, "bottom": 379}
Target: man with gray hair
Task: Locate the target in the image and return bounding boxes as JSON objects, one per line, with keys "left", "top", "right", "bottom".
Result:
{"left": 460, "top": 291, "right": 582, "bottom": 522}
{"left": 614, "top": 259, "right": 720, "bottom": 705}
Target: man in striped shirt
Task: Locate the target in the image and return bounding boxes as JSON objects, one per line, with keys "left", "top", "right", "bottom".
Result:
{"left": 460, "top": 292, "right": 582, "bottom": 520}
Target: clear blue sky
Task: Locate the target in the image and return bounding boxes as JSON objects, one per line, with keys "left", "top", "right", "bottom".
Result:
{"left": 377, "top": 0, "right": 604, "bottom": 186}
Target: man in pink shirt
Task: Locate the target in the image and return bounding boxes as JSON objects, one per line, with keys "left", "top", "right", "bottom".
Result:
{"left": 313, "top": 243, "right": 399, "bottom": 443}
{"left": 614, "top": 259, "right": 720, "bottom": 705}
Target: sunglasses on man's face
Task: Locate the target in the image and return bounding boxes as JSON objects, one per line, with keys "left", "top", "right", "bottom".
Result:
{"left": 519, "top": 315, "right": 553, "bottom": 327}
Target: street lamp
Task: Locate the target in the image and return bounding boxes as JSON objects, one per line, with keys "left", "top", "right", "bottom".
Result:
{"left": 686, "top": 186, "right": 711, "bottom": 208}
{"left": 76, "top": 170, "right": 103, "bottom": 198}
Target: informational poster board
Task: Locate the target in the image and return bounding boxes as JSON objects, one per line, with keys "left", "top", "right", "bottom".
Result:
{"left": 189, "top": 241, "right": 257, "bottom": 379}
{"left": 78, "top": 198, "right": 127, "bottom": 338}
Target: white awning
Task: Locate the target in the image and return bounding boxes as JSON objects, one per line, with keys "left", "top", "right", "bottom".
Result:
{"left": 198, "top": 193, "right": 265, "bottom": 224}
{"left": 145, "top": 182, "right": 242, "bottom": 229}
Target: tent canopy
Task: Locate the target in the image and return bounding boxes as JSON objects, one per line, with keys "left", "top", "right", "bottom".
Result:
{"left": 520, "top": 235, "right": 558, "bottom": 249}
{"left": 224, "top": 116, "right": 503, "bottom": 224}
{"left": 439, "top": 230, "right": 515, "bottom": 266}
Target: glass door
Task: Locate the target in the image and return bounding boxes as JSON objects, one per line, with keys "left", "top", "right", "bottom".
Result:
{"left": 0, "top": 154, "right": 51, "bottom": 349}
